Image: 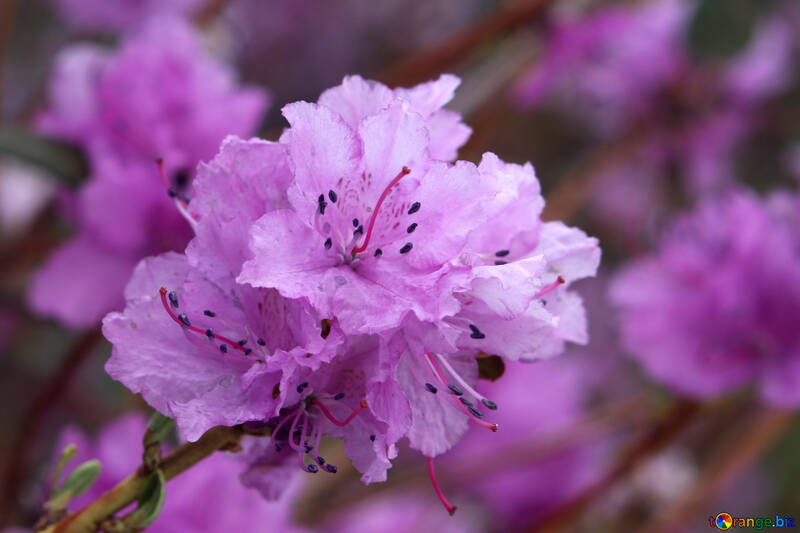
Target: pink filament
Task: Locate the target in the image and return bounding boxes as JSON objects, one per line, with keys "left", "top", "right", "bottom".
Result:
{"left": 312, "top": 398, "right": 368, "bottom": 427}
{"left": 158, "top": 288, "right": 245, "bottom": 353}
{"left": 534, "top": 275, "right": 565, "bottom": 299}
{"left": 156, "top": 158, "right": 191, "bottom": 212}
{"left": 351, "top": 166, "right": 411, "bottom": 255}
{"left": 427, "top": 457, "right": 457, "bottom": 516}
{"left": 426, "top": 353, "right": 498, "bottom": 432}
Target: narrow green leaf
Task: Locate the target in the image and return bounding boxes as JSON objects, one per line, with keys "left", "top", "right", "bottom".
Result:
{"left": 144, "top": 412, "right": 174, "bottom": 447}
{"left": 128, "top": 470, "right": 166, "bottom": 529}
{"left": 48, "top": 459, "right": 102, "bottom": 511}
{"left": 51, "top": 443, "right": 78, "bottom": 492}
{"left": 0, "top": 126, "right": 87, "bottom": 185}
{"left": 688, "top": 0, "right": 765, "bottom": 60}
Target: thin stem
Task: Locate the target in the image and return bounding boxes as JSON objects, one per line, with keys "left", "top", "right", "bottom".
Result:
{"left": 38, "top": 425, "right": 247, "bottom": 533}
{"left": 0, "top": 330, "right": 103, "bottom": 528}
{"left": 528, "top": 400, "right": 701, "bottom": 533}
{"left": 639, "top": 409, "right": 794, "bottom": 533}
{"left": 380, "top": 0, "right": 554, "bottom": 87}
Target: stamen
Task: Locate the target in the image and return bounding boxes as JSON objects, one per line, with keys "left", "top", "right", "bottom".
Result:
{"left": 257, "top": 338, "right": 266, "bottom": 346}
{"left": 158, "top": 288, "right": 246, "bottom": 353}
{"left": 468, "top": 406, "right": 484, "bottom": 419}
{"left": 328, "top": 190, "right": 338, "bottom": 203}
{"left": 494, "top": 260, "right": 508, "bottom": 266}
{"left": 399, "top": 243, "right": 413, "bottom": 254}
{"left": 458, "top": 397, "right": 472, "bottom": 407}
{"left": 205, "top": 329, "right": 214, "bottom": 339}
{"left": 168, "top": 291, "right": 179, "bottom": 308}
{"left": 427, "top": 457, "right": 457, "bottom": 516}
{"left": 407, "top": 223, "right": 417, "bottom": 233}
{"left": 408, "top": 201, "right": 421, "bottom": 215}
{"left": 426, "top": 353, "right": 498, "bottom": 432}
{"left": 324, "top": 238, "right": 332, "bottom": 250}
{"left": 312, "top": 399, "right": 368, "bottom": 427}
{"left": 317, "top": 194, "right": 328, "bottom": 215}
{"left": 369, "top": 434, "right": 376, "bottom": 442}
{"left": 374, "top": 248, "right": 382, "bottom": 257}
{"left": 334, "top": 392, "right": 345, "bottom": 400}
{"left": 447, "top": 384, "right": 463, "bottom": 396}
{"left": 425, "top": 383, "right": 438, "bottom": 394}
{"left": 156, "top": 159, "right": 197, "bottom": 230}
{"left": 535, "top": 276, "right": 565, "bottom": 299}
{"left": 203, "top": 310, "right": 216, "bottom": 317}
{"left": 495, "top": 249, "right": 510, "bottom": 257}
{"left": 354, "top": 224, "right": 364, "bottom": 236}
{"left": 307, "top": 464, "right": 319, "bottom": 473}
{"left": 468, "top": 324, "right": 486, "bottom": 339}
{"left": 351, "top": 166, "right": 411, "bottom": 254}
{"left": 325, "top": 464, "right": 338, "bottom": 473}
{"left": 287, "top": 410, "right": 303, "bottom": 452}
{"left": 434, "top": 353, "right": 496, "bottom": 407}
{"left": 220, "top": 344, "right": 227, "bottom": 353}
{"left": 237, "top": 339, "right": 247, "bottom": 346}
{"left": 352, "top": 218, "right": 359, "bottom": 228}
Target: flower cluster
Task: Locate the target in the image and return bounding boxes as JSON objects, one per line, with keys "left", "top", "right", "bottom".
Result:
{"left": 513, "top": 0, "right": 795, "bottom": 232}
{"left": 611, "top": 189, "right": 800, "bottom": 406}
{"left": 102, "top": 74, "right": 600, "bottom": 512}
{"left": 28, "top": 16, "right": 268, "bottom": 328}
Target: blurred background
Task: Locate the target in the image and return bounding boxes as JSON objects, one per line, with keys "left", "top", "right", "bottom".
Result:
{"left": 1, "top": 0, "right": 799, "bottom": 531}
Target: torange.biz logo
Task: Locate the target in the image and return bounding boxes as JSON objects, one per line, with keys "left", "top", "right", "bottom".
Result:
{"left": 710, "top": 513, "right": 796, "bottom": 530}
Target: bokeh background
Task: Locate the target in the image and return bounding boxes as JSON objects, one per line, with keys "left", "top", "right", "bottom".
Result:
{"left": 1, "top": 0, "right": 799, "bottom": 531}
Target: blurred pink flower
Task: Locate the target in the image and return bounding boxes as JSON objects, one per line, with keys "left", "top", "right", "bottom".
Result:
{"left": 611, "top": 189, "right": 800, "bottom": 406}
{"left": 50, "top": 0, "right": 203, "bottom": 32}
{"left": 28, "top": 17, "right": 268, "bottom": 329}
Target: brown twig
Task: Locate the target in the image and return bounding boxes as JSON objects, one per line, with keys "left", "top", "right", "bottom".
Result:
{"left": 0, "top": 330, "right": 103, "bottom": 527}
{"left": 0, "top": 0, "right": 20, "bottom": 114}
{"left": 380, "top": 0, "right": 554, "bottom": 88}
{"left": 639, "top": 409, "right": 795, "bottom": 533}
{"left": 38, "top": 425, "right": 246, "bottom": 533}
{"left": 528, "top": 400, "right": 701, "bottom": 533}
{"left": 542, "top": 127, "right": 646, "bottom": 223}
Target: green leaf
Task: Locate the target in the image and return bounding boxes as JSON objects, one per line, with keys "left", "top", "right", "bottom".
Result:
{"left": 127, "top": 470, "right": 166, "bottom": 529}
{"left": 144, "top": 412, "right": 174, "bottom": 447}
{"left": 48, "top": 459, "right": 102, "bottom": 511}
{"left": 0, "top": 126, "right": 87, "bottom": 186}
{"left": 688, "top": 0, "right": 766, "bottom": 60}
{"left": 51, "top": 443, "right": 78, "bottom": 492}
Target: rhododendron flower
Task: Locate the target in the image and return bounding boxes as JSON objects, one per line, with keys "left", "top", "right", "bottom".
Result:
{"left": 29, "top": 17, "right": 268, "bottom": 328}
{"left": 52, "top": 414, "right": 307, "bottom": 532}
{"left": 513, "top": 0, "right": 794, "bottom": 233}
{"left": 104, "top": 75, "right": 599, "bottom": 513}
{"left": 611, "top": 189, "right": 800, "bottom": 406}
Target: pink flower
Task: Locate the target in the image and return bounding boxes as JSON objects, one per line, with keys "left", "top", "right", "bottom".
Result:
{"left": 29, "top": 17, "right": 268, "bottom": 329}
{"left": 611, "top": 189, "right": 800, "bottom": 406}
{"left": 104, "top": 76, "right": 599, "bottom": 512}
